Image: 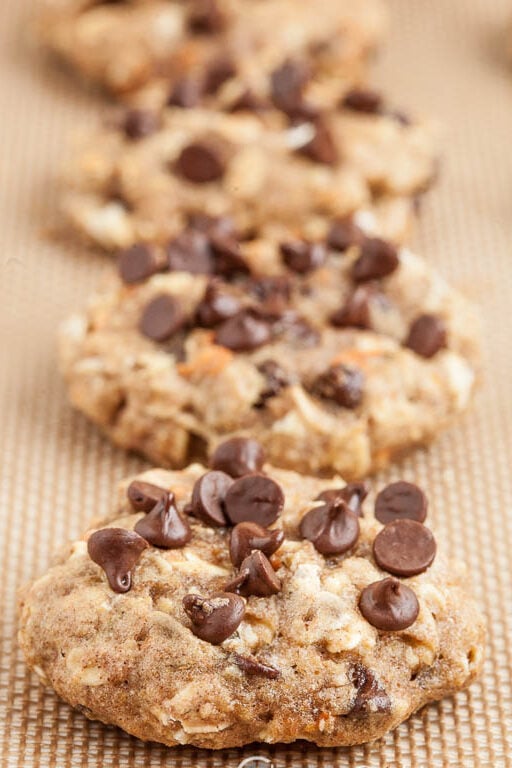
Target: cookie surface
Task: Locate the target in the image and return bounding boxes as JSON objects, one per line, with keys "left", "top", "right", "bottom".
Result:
{"left": 18, "top": 463, "right": 485, "bottom": 749}
{"left": 61, "top": 105, "right": 439, "bottom": 250}
{"left": 59, "top": 232, "right": 479, "bottom": 479}
{"left": 38, "top": 0, "right": 387, "bottom": 105}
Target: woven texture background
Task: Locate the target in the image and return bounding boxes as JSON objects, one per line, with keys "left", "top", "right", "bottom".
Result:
{"left": 1, "top": 0, "right": 512, "bottom": 765}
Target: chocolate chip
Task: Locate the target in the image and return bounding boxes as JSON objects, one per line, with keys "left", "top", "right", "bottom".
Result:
{"left": 373, "top": 519, "right": 436, "bottom": 576}
{"left": 316, "top": 481, "right": 368, "bottom": 516}
{"left": 167, "top": 230, "right": 213, "bottom": 274}
{"left": 352, "top": 238, "right": 399, "bottom": 282}
{"left": 168, "top": 76, "right": 202, "bottom": 108}
{"left": 228, "top": 90, "right": 269, "bottom": 113}
{"left": 224, "top": 475, "right": 284, "bottom": 527}
{"left": 139, "top": 294, "right": 185, "bottom": 341}
{"left": 280, "top": 240, "right": 326, "bottom": 274}
{"left": 134, "top": 493, "right": 191, "bottom": 548}
{"left": 175, "top": 140, "right": 226, "bottom": 183}
{"left": 300, "top": 499, "right": 360, "bottom": 555}
{"left": 327, "top": 217, "right": 364, "bottom": 252}
{"left": 204, "top": 57, "right": 236, "bottom": 95}
{"left": 229, "top": 521, "right": 284, "bottom": 567}
{"left": 225, "top": 550, "right": 281, "bottom": 597}
{"left": 210, "top": 437, "right": 266, "bottom": 478}
{"left": 270, "top": 59, "right": 310, "bottom": 115}
{"left": 275, "top": 310, "right": 320, "bottom": 348}
{"left": 405, "top": 314, "right": 447, "bottom": 358}
{"left": 123, "top": 109, "right": 160, "bottom": 140}
{"left": 359, "top": 577, "right": 420, "bottom": 631}
{"left": 210, "top": 235, "right": 249, "bottom": 276}
{"left": 127, "top": 480, "right": 167, "bottom": 512}
{"left": 232, "top": 653, "right": 281, "bottom": 679}
{"left": 375, "top": 482, "right": 428, "bottom": 525}
{"left": 215, "top": 309, "right": 272, "bottom": 351}
{"left": 118, "top": 243, "right": 161, "bottom": 284}
{"left": 349, "top": 663, "right": 391, "bottom": 713}
{"left": 312, "top": 364, "right": 364, "bottom": 409}
{"left": 188, "top": 213, "right": 236, "bottom": 239}
{"left": 297, "top": 117, "right": 338, "bottom": 165}
{"left": 190, "top": 470, "right": 233, "bottom": 527}
{"left": 187, "top": 0, "right": 224, "bottom": 34}
{"left": 196, "top": 281, "right": 241, "bottom": 327}
{"left": 247, "top": 275, "right": 291, "bottom": 314}
{"left": 183, "top": 592, "right": 245, "bottom": 644}
{"left": 342, "top": 88, "right": 383, "bottom": 114}
{"left": 330, "top": 286, "right": 373, "bottom": 329}
{"left": 87, "top": 528, "right": 149, "bottom": 593}
{"left": 255, "top": 359, "right": 291, "bottom": 406}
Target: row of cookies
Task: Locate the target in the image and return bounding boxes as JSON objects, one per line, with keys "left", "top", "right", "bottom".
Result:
{"left": 20, "top": 0, "right": 485, "bottom": 754}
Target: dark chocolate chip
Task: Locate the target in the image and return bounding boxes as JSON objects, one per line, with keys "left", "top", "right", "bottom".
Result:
{"left": 300, "top": 499, "right": 360, "bottom": 555}
{"left": 214, "top": 309, "right": 272, "bottom": 351}
{"left": 375, "top": 481, "right": 428, "bottom": 525}
{"left": 123, "top": 109, "right": 160, "bottom": 140}
{"left": 247, "top": 275, "right": 291, "bottom": 314}
{"left": 297, "top": 117, "right": 338, "bottom": 165}
{"left": 270, "top": 59, "right": 310, "bottom": 114}
{"left": 352, "top": 237, "right": 399, "bottom": 282}
{"left": 224, "top": 474, "right": 284, "bottom": 527}
{"left": 228, "top": 90, "right": 269, "bottom": 113}
{"left": 204, "top": 57, "right": 236, "bottom": 94}
{"left": 225, "top": 550, "right": 281, "bottom": 597}
{"left": 175, "top": 140, "right": 226, "bottom": 183}
{"left": 167, "top": 230, "right": 214, "bottom": 274}
{"left": 87, "top": 528, "right": 149, "bottom": 593}
{"left": 196, "top": 281, "right": 241, "bottom": 327}
{"left": 275, "top": 310, "right": 320, "bottom": 348}
{"left": 134, "top": 493, "right": 191, "bottom": 548}
{"left": 373, "top": 519, "right": 436, "bottom": 577}
{"left": 280, "top": 240, "right": 326, "bottom": 274}
{"left": 255, "top": 359, "right": 291, "bottom": 406}
{"left": 349, "top": 663, "right": 391, "bottom": 713}
{"left": 139, "top": 294, "right": 185, "bottom": 341}
{"left": 330, "top": 285, "right": 373, "bottom": 329}
{"left": 187, "top": 0, "right": 224, "bottom": 34}
{"left": 210, "top": 437, "right": 266, "bottom": 478}
{"left": 127, "top": 480, "right": 167, "bottom": 512}
{"left": 312, "top": 364, "right": 364, "bottom": 409}
{"left": 168, "top": 76, "right": 203, "bottom": 108}
{"left": 183, "top": 592, "right": 245, "bottom": 644}
{"left": 342, "top": 88, "right": 383, "bottom": 114}
{"left": 187, "top": 213, "right": 236, "bottom": 238}
{"left": 327, "top": 217, "right": 364, "bottom": 252}
{"left": 405, "top": 314, "right": 447, "bottom": 358}
{"left": 232, "top": 653, "right": 281, "bottom": 679}
{"left": 210, "top": 235, "right": 249, "bottom": 276}
{"left": 118, "top": 243, "right": 161, "bottom": 284}
{"left": 229, "top": 521, "right": 284, "bottom": 567}
{"left": 359, "top": 577, "right": 420, "bottom": 631}
{"left": 316, "top": 481, "right": 368, "bottom": 516}
{"left": 189, "top": 470, "right": 233, "bottom": 527}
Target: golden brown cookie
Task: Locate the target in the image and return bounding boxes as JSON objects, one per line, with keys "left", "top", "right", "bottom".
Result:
{"left": 19, "top": 463, "right": 485, "bottom": 749}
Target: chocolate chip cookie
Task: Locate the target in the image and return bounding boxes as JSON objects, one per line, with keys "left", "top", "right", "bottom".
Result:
{"left": 59, "top": 230, "right": 479, "bottom": 479}
{"left": 61, "top": 104, "right": 440, "bottom": 250}
{"left": 38, "top": 0, "right": 387, "bottom": 106}
{"left": 18, "top": 463, "right": 485, "bottom": 749}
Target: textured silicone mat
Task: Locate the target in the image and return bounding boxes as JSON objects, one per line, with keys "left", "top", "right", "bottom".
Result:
{"left": 1, "top": 0, "right": 512, "bottom": 765}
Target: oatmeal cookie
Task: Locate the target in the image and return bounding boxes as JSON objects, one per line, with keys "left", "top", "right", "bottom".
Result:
{"left": 62, "top": 104, "right": 440, "bottom": 250}
{"left": 19, "top": 463, "right": 485, "bottom": 748}
{"left": 38, "top": 0, "right": 387, "bottom": 106}
{"left": 59, "top": 229, "right": 479, "bottom": 479}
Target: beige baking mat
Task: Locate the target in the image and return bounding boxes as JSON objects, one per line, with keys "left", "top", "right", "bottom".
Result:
{"left": 1, "top": 0, "right": 512, "bottom": 765}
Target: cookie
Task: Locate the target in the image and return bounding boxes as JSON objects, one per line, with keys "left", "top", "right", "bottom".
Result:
{"left": 61, "top": 104, "right": 440, "bottom": 251}
{"left": 59, "top": 231, "right": 479, "bottom": 479}
{"left": 38, "top": 0, "right": 387, "bottom": 106}
{"left": 18, "top": 464, "right": 485, "bottom": 749}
